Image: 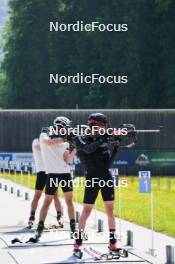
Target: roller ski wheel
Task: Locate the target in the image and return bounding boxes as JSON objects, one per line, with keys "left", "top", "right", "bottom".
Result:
{"left": 109, "top": 244, "right": 128, "bottom": 258}
{"left": 73, "top": 244, "right": 83, "bottom": 259}
{"left": 26, "top": 235, "right": 39, "bottom": 243}
{"left": 11, "top": 238, "right": 22, "bottom": 244}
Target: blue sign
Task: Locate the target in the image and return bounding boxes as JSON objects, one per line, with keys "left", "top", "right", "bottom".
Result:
{"left": 139, "top": 171, "right": 151, "bottom": 193}
{"left": 109, "top": 168, "right": 119, "bottom": 186}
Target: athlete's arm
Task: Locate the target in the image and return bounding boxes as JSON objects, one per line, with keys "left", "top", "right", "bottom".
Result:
{"left": 33, "top": 142, "right": 40, "bottom": 150}
{"left": 74, "top": 136, "right": 102, "bottom": 153}
{"left": 32, "top": 139, "right": 40, "bottom": 151}
{"left": 64, "top": 149, "right": 77, "bottom": 163}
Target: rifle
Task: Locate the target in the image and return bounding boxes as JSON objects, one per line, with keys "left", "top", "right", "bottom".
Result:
{"left": 42, "top": 124, "right": 162, "bottom": 149}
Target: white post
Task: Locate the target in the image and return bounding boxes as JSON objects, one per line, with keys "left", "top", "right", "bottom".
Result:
{"left": 73, "top": 169, "right": 78, "bottom": 207}
{"left": 27, "top": 171, "right": 30, "bottom": 189}
{"left": 94, "top": 203, "right": 97, "bottom": 229}
{"left": 20, "top": 170, "right": 23, "bottom": 186}
{"left": 14, "top": 169, "right": 17, "bottom": 184}
{"left": 20, "top": 170, "right": 23, "bottom": 196}
{"left": 149, "top": 192, "right": 156, "bottom": 256}
{"left": 118, "top": 180, "right": 122, "bottom": 241}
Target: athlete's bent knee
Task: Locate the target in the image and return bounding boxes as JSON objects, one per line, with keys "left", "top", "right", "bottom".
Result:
{"left": 34, "top": 191, "right": 42, "bottom": 200}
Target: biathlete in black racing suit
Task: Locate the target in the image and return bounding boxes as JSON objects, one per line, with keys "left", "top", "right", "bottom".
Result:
{"left": 73, "top": 113, "right": 120, "bottom": 256}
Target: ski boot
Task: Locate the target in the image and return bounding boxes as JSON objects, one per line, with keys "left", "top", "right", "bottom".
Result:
{"left": 57, "top": 217, "right": 64, "bottom": 228}
{"left": 28, "top": 215, "right": 35, "bottom": 229}
{"left": 109, "top": 243, "right": 128, "bottom": 258}
{"left": 26, "top": 221, "right": 44, "bottom": 243}
{"left": 73, "top": 243, "right": 83, "bottom": 259}
{"left": 56, "top": 211, "right": 64, "bottom": 228}
{"left": 70, "top": 219, "right": 76, "bottom": 239}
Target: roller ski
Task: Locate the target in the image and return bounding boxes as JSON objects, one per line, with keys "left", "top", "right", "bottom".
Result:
{"left": 26, "top": 221, "right": 44, "bottom": 243}
{"left": 73, "top": 244, "right": 83, "bottom": 259}
{"left": 85, "top": 247, "right": 118, "bottom": 261}
{"left": 84, "top": 245, "right": 128, "bottom": 261}
{"left": 46, "top": 220, "right": 64, "bottom": 231}
{"left": 84, "top": 248, "right": 101, "bottom": 261}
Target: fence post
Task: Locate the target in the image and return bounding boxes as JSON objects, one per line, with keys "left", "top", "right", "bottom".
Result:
{"left": 17, "top": 189, "right": 21, "bottom": 197}
{"left": 98, "top": 219, "right": 104, "bottom": 233}
{"left": 166, "top": 245, "right": 174, "bottom": 264}
{"left": 76, "top": 211, "right": 80, "bottom": 223}
{"left": 126, "top": 230, "right": 133, "bottom": 247}
{"left": 10, "top": 187, "right": 14, "bottom": 194}
{"left": 25, "top": 192, "right": 29, "bottom": 201}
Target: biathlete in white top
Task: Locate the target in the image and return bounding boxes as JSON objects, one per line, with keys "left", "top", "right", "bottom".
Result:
{"left": 35, "top": 117, "right": 76, "bottom": 240}
{"left": 28, "top": 137, "right": 63, "bottom": 228}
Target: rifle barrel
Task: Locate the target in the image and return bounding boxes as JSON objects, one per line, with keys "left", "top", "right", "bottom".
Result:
{"left": 134, "top": 129, "right": 160, "bottom": 133}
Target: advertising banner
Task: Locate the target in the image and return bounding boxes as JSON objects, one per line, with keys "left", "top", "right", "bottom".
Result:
{"left": 134, "top": 152, "right": 175, "bottom": 168}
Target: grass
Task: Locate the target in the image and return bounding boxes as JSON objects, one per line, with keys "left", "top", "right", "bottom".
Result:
{"left": 0, "top": 172, "right": 175, "bottom": 237}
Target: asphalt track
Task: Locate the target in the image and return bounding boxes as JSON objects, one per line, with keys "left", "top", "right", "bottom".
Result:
{"left": 0, "top": 229, "right": 153, "bottom": 264}
{"left": 0, "top": 179, "right": 168, "bottom": 263}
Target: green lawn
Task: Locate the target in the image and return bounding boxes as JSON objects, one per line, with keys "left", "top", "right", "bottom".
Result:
{"left": 1, "top": 173, "right": 175, "bottom": 237}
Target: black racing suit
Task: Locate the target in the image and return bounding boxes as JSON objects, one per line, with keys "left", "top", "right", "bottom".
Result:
{"left": 74, "top": 136, "right": 119, "bottom": 204}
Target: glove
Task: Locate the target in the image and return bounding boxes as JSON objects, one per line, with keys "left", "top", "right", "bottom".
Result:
{"left": 67, "top": 131, "right": 75, "bottom": 142}
{"left": 96, "top": 134, "right": 109, "bottom": 145}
